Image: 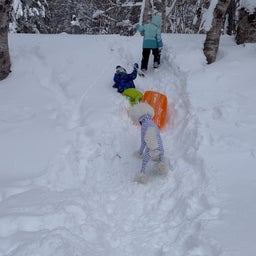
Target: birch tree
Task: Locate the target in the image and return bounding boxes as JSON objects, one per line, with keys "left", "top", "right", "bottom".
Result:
{"left": 161, "top": 0, "right": 167, "bottom": 32}
{"left": 203, "top": 0, "right": 231, "bottom": 64}
{"left": 0, "top": 0, "right": 11, "bottom": 81}
{"left": 141, "top": 0, "right": 154, "bottom": 24}
{"left": 236, "top": 4, "right": 256, "bottom": 44}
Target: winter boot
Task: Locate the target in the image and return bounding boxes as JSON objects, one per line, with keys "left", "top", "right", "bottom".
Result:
{"left": 134, "top": 172, "right": 148, "bottom": 184}
{"left": 155, "top": 161, "right": 167, "bottom": 175}
{"left": 154, "top": 62, "right": 159, "bottom": 68}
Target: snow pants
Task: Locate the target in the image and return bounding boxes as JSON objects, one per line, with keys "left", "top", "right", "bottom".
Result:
{"left": 122, "top": 88, "right": 143, "bottom": 105}
{"left": 141, "top": 48, "right": 161, "bottom": 70}
{"left": 141, "top": 147, "right": 164, "bottom": 173}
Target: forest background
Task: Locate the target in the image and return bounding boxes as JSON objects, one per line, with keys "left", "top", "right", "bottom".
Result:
{"left": 8, "top": 0, "right": 255, "bottom": 39}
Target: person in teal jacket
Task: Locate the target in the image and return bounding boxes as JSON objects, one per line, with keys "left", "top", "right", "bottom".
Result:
{"left": 136, "top": 15, "right": 163, "bottom": 71}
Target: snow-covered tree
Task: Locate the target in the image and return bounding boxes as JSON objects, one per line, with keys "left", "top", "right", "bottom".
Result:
{"left": 9, "top": 0, "right": 49, "bottom": 33}
{"left": 8, "top": 0, "right": 254, "bottom": 38}
{"left": 0, "top": 0, "right": 11, "bottom": 80}
{"left": 236, "top": 0, "right": 256, "bottom": 44}
{"left": 161, "top": 0, "right": 204, "bottom": 33}
{"left": 71, "top": 15, "right": 81, "bottom": 34}
{"left": 193, "top": 0, "right": 211, "bottom": 33}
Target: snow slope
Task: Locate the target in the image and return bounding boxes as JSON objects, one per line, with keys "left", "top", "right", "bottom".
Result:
{"left": 0, "top": 32, "right": 255, "bottom": 256}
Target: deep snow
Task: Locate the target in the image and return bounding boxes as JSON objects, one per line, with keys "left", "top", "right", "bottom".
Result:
{"left": 0, "top": 32, "right": 255, "bottom": 256}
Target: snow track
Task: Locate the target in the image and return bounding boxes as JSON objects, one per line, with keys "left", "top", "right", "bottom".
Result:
{"left": 0, "top": 35, "right": 220, "bottom": 256}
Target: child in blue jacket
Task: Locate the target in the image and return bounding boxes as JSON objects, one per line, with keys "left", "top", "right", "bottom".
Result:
{"left": 136, "top": 15, "right": 163, "bottom": 71}
{"left": 113, "top": 64, "right": 138, "bottom": 93}
{"left": 113, "top": 63, "right": 143, "bottom": 105}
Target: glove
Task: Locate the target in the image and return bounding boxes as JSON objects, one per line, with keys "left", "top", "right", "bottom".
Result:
{"left": 134, "top": 63, "right": 139, "bottom": 69}
{"left": 134, "top": 23, "right": 140, "bottom": 30}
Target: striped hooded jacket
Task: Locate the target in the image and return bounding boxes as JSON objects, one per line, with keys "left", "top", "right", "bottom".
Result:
{"left": 130, "top": 103, "right": 164, "bottom": 173}
{"left": 138, "top": 113, "right": 164, "bottom": 173}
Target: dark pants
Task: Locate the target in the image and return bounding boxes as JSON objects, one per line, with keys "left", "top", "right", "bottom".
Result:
{"left": 141, "top": 48, "right": 161, "bottom": 70}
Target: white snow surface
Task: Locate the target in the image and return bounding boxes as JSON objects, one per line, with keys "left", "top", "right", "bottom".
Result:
{"left": 240, "top": 0, "right": 256, "bottom": 13}
{"left": 0, "top": 32, "right": 255, "bottom": 256}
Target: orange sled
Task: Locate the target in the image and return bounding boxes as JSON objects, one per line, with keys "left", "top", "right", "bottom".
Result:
{"left": 141, "top": 90, "right": 168, "bottom": 129}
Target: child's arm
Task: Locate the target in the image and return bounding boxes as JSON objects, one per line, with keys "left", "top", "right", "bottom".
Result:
{"left": 135, "top": 24, "right": 144, "bottom": 33}
{"left": 113, "top": 73, "right": 120, "bottom": 83}
{"left": 126, "top": 65, "right": 138, "bottom": 80}
{"left": 138, "top": 125, "right": 146, "bottom": 155}
{"left": 156, "top": 28, "right": 163, "bottom": 48}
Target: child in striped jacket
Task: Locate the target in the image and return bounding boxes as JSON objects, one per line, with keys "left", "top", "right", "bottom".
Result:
{"left": 130, "top": 102, "right": 167, "bottom": 184}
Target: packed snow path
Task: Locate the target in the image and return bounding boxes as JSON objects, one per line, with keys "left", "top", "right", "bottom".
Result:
{"left": 0, "top": 35, "right": 219, "bottom": 256}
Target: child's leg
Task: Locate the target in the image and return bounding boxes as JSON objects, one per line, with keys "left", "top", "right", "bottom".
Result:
{"left": 155, "top": 154, "right": 167, "bottom": 174}
{"left": 141, "top": 48, "right": 150, "bottom": 70}
{"left": 122, "top": 88, "right": 143, "bottom": 105}
{"left": 141, "top": 148, "right": 150, "bottom": 173}
{"left": 152, "top": 48, "right": 161, "bottom": 66}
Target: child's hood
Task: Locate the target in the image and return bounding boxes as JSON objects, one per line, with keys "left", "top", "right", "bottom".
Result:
{"left": 151, "top": 15, "right": 162, "bottom": 28}
{"left": 129, "top": 103, "right": 154, "bottom": 124}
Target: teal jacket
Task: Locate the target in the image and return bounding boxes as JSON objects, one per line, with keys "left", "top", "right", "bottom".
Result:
{"left": 136, "top": 15, "right": 163, "bottom": 49}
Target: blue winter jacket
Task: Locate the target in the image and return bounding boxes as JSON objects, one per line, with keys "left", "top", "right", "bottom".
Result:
{"left": 113, "top": 68, "right": 137, "bottom": 93}
{"left": 136, "top": 15, "right": 163, "bottom": 49}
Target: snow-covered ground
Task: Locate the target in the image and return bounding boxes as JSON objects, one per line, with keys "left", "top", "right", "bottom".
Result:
{"left": 0, "top": 32, "right": 255, "bottom": 256}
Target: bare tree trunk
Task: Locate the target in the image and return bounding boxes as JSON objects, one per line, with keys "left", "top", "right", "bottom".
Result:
{"left": 0, "top": 0, "right": 11, "bottom": 81}
{"left": 142, "top": 0, "right": 154, "bottom": 24}
{"left": 161, "top": 0, "right": 167, "bottom": 32}
{"left": 203, "top": 0, "right": 231, "bottom": 64}
{"left": 226, "top": 0, "right": 236, "bottom": 35}
{"left": 236, "top": 8, "right": 256, "bottom": 44}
